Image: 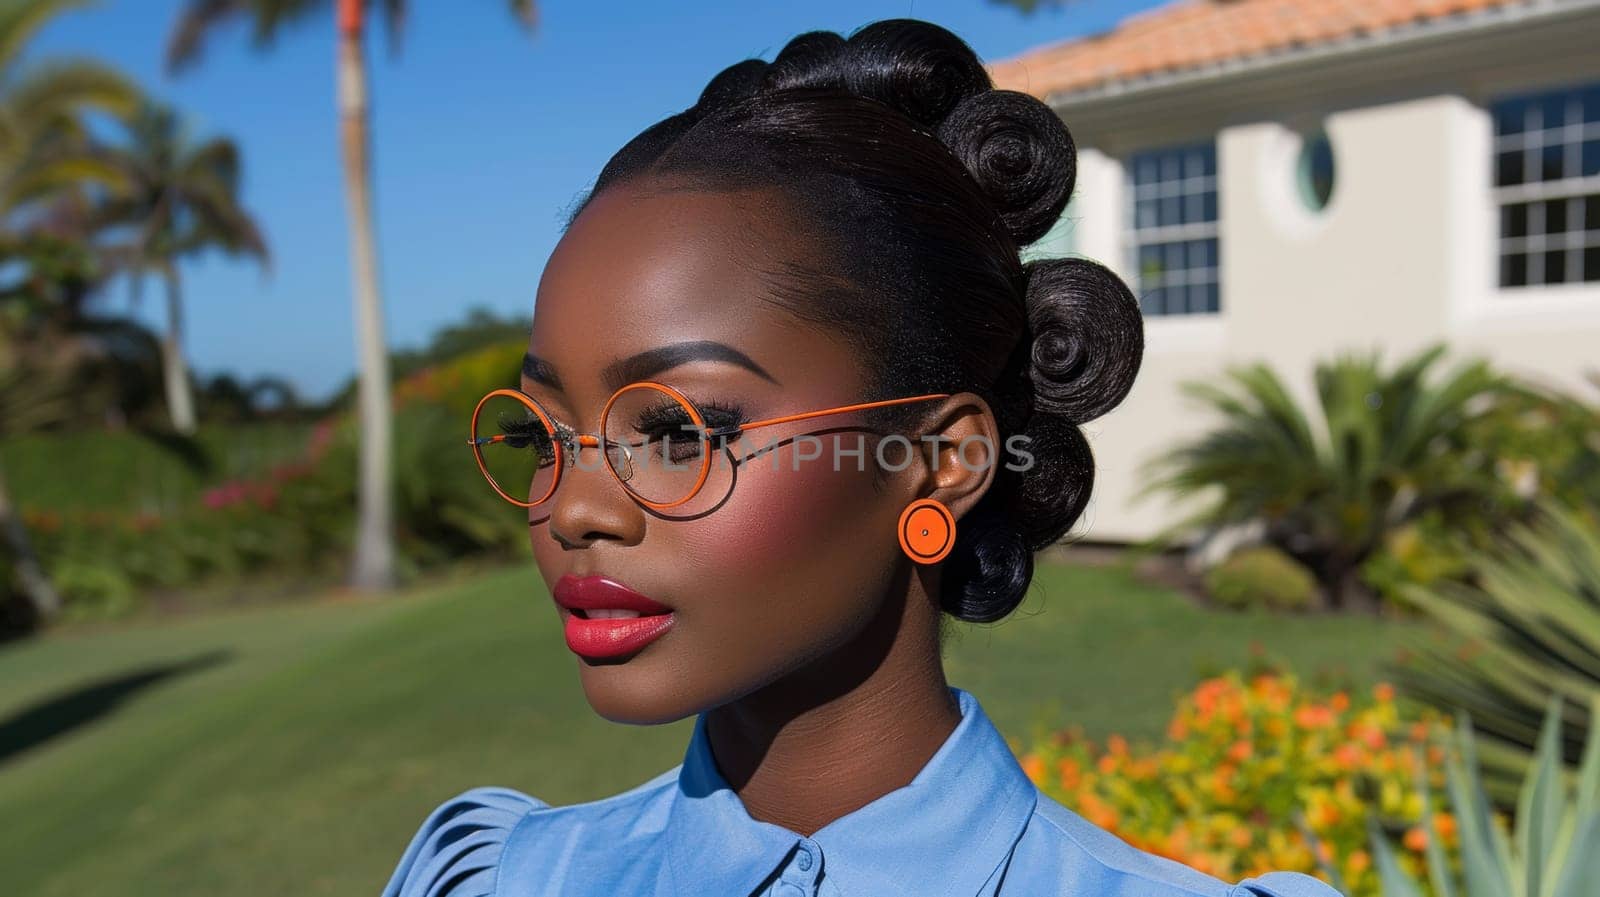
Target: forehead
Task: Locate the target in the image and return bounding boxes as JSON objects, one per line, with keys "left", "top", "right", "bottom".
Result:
{"left": 529, "top": 181, "right": 857, "bottom": 394}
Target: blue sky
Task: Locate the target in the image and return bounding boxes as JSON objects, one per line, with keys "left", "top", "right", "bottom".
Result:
{"left": 31, "top": 0, "right": 1162, "bottom": 401}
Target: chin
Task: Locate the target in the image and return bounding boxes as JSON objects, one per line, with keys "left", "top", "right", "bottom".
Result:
{"left": 575, "top": 662, "right": 706, "bottom": 726}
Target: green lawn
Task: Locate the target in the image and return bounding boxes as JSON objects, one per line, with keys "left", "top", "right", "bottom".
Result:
{"left": 0, "top": 559, "right": 1422, "bottom": 897}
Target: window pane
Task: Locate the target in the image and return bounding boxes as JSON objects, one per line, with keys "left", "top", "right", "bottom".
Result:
{"left": 1541, "top": 143, "right": 1564, "bottom": 181}
{"left": 1494, "top": 97, "right": 1529, "bottom": 136}
{"left": 1164, "top": 242, "right": 1184, "bottom": 275}
{"left": 1202, "top": 190, "right": 1218, "bottom": 222}
{"left": 1584, "top": 140, "right": 1599, "bottom": 178}
{"left": 1136, "top": 199, "right": 1157, "bottom": 229}
{"left": 1545, "top": 250, "right": 1567, "bottom": 283}
{"left": 1141, "top": 288, "right": 1164, "bottom": 316}
{"left": 1501, "top": 252, "right": 1527, "bottom": 287}
{"left": 1502, "top": 202, "right": 1528, "bottom": 239}
{"left": 1584, "top": 85, "right": 1600, "bottom": 124}
{"left": 1584, "top": 246, "right": 1599, "bottom": 282}
{"left": 1196, "top": 238, "right": 1217, "bottom": 269}
{"left": 1538, "top": 94, "right": 1566, "bottom": 130}
{"left": 1546, "top": 199, "right": 1569, "bottom": 235}
{"left": 1497, "top": 150, "right": 1524, "bottom": 187}
{"left": 1139, "top": 244, "right": 1163, "bottom": 280}
{"left": 1184, "top": 192, "right": 1202, "bottom": 225}
{"left": 1160, "top": 196, "right": 1180, "bottom": 226}
{"left": 1586, "top": 195, "right": 1600, "bottom": 232}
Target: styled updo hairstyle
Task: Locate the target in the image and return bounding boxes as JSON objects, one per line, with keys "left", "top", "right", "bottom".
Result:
{"left": 567, "top": 19, "right": 1144, "bottom": 623}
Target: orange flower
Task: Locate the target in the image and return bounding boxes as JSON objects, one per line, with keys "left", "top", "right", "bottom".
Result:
{"left": 1358, "top": 725, "right": 1387, "bottom": 751}
{"left": 1108, "top": 734, "right": 1129, "bottom": 757}
{"left": 1022, "top": 754, "right": 1045, "bottom": 782}
{"left": 1403, "top": 827, "right": 1428, "bottom": 852}
{"left": 1374, "top": 683, "right": 1396, "bottom": 703}
{"left": 1433, "top": 813, "right": 1457, "bottom": 843}
{"left": 1330, "top": 692, "right": 1350, "bottom": 712}
{"left": 1332, "top": 743, "right": 1363, "bottom": 770}
{"left": 1058, "top": 758, "right": 1082, "bottom": 790}
{"left": 1228, "top": 740, "right": 1254, "bottom": 762}
{"left": 1294, "top": 704, "right": 1336, "bottom": 729}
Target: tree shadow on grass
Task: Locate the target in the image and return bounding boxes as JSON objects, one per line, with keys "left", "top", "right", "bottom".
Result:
{"left": 0, "top": 650, "right": 231, "bottom": 766}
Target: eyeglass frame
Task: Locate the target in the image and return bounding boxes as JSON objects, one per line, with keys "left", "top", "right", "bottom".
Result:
{"left": 469, "top": 381, "right": 952, "bottom": 511}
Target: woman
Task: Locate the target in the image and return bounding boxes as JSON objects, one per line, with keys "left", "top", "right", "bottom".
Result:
{"left": 382, "top": 19, "right": 1343, "bottom": 897}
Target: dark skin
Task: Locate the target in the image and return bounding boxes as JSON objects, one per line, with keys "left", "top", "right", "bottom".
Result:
{"left": 523, "top": 176, "right": 1004, "bottom": 837}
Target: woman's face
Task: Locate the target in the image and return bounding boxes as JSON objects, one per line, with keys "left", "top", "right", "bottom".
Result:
{"left": 522, "top": 180, "right": 927, "bottom": 725}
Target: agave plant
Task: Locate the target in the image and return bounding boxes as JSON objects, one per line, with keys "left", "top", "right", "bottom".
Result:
{"left": 1392, "top": 500, "right": 1600, "bottom": 802}
{"left": 1136, "top": 342, "right": 1523, "bottom": 611}
{"left": 1341, "top": 696, "right": 1600, "bottom": 897}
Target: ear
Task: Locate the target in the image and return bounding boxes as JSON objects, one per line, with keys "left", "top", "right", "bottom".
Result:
{"left": 907, "top": 391, "right": 1001, "bottom": 522}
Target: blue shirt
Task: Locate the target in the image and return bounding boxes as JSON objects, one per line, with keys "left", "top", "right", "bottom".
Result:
{"left": 382, "top": 687, "right": 1344, "bottom": 897}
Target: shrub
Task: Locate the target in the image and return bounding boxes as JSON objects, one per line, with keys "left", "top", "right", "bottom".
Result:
{"left": 6, "top": 337, "right": 533, "bottom": 622}
{"left": 1354, "top": 696, "right": 1600, "bottom": 897}
{"left": 1017, "top": 671, "right": 1451, "bottom": 896}
{"left": 1205, "top": 546, "right": 1317, "bottom": 612}
{"left": 1137, "top": 343, "right": 1554, "bottom": 612}
{"left": 1390, "top": 499, "right": 1600, "bottom": 803}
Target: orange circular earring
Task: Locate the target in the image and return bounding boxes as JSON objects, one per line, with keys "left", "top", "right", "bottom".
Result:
{"left": 898, "top": 498, "right": 955, "bottom": 564}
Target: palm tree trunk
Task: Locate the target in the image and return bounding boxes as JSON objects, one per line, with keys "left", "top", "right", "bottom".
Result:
{"left": 161, "top": 268, "right": 197, "bottom": 435}
{"left": 0, "top": 461, "right": 60, "bottom": 623}
{"left": 337, "top": 0, "right": 395, "bottom": 592}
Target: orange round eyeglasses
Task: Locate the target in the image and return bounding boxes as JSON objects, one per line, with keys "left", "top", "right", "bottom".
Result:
{"left": 469, "top": 381, "right": 951, "bottom": 511}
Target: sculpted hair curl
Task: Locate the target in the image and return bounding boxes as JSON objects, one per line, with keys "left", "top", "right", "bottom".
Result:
{"left": 568, "top": 19, "right": 1145, "bottom": 623}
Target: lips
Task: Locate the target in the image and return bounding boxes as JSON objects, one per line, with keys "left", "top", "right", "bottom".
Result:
{"left": 552, "top": 574, "right": 675, "bottom": 660}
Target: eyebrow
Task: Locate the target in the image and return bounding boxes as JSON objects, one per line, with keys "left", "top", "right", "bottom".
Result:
{"left": 522, "top": 340, "right": 780, "bottom": 393}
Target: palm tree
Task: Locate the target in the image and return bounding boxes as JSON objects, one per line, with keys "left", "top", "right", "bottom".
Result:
{"left": 0, "top": 0, "right": 141, "bottom": 624}
{"left": 1136, "top": 343, "right": 1524, "bottom": 611}
{"left": 0, "top": 1, "right": 140, "bottom": 213}
{"left": 96, "top": 103, "right": 268, "bottom": 436}
{"left": 166, "top": 0, "right": 537, "bottom": 592}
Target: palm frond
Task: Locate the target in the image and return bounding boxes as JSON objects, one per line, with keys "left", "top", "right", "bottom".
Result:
{"left": 167, "top": 0, "right": 327, "bottom": 73}
{"left": 0, "top": 0, "right": 94, "bottom": 73}
{"left": 5, "top": 59, "right": 141, "bottom": 129}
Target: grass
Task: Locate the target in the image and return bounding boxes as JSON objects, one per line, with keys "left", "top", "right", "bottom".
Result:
{"left": 0, "top": 558, "right": 1423, "bottom": 897}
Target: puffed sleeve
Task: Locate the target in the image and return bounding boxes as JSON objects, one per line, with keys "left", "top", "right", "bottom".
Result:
{"left": 380, "top": 786, "right": 548, "bottom": 897}
{"left": 1230, "top": 871, "right": 1347, "bottom": 897}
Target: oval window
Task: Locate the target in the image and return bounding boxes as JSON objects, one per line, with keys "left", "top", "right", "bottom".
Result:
{"left": 1297, "top": 130, "right": 1335, "bottom": 212}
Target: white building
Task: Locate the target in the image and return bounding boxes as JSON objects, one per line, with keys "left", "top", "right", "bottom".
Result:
{"left": 989, "top": 0, "right": 1600, "bottom": 543}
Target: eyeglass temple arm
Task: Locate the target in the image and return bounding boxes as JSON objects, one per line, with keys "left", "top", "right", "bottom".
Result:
{"left": 468, "top": 395, "right": 950, "bottom": 444}
{"left": 712, "top": 393, "right": 952, "bottom": 437}
{"left": 468, "top": 433, "right": 604, "bottom": 447}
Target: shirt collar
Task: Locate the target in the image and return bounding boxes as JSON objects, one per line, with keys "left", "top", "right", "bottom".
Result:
{"left": 664, "top": 686, "right": 1038, "bottom": 897}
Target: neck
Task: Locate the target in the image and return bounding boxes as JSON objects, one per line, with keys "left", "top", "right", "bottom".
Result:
{"left": 703, "top": 580, "right": 961, "bottom": 837}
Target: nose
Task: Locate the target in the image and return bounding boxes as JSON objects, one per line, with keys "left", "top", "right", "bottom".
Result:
{"left": 544, "top": 435, "right": 645, "bottom": 550}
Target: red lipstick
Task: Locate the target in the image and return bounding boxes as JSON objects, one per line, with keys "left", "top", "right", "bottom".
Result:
{"left": 552, "top": 574, "right": 674, "bottom": 660}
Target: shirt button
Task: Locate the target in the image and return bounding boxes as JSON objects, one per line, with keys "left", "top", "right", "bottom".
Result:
{"left": 796, "top": 846, "right": 814, "bottom": 872}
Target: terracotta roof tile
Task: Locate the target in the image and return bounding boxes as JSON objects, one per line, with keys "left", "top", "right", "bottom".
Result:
{"left": 989, "top": 0, "right": 1533, "bottom": 98}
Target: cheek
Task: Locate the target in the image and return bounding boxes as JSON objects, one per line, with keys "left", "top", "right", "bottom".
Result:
{"left": 682, "top": 456, "right": 885, "bottom": 577}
